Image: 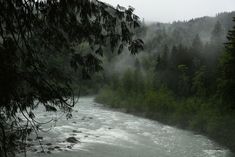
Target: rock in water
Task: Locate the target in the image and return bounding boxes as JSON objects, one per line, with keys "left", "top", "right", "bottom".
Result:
{"left": 67, "top": 145, "right": 72, "bottom": 149}
{"left": 54, "top": 146, "right": 60, "bottom": 149}
{"left": 48, "top": 147, "right": 55, "bottom": 151}
{"left": 36, "top": 136, "right": 43, "bottom": 140}
{"left": 66, "top": 137, "right": 79, "bottom": 143}
{"left": 27, "top": 138, "right": 33, "bottom": 141}
{"left": 72, "top": 130, "right": 82, "bottom": 133}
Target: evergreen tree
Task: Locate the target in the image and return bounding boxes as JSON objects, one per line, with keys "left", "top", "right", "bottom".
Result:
{"left": 211, "top": 21, "right": 224, "bottom": 44}
{"left": 156, "top": 45, "right": 169, "bottom": 70}
{"left": 191, "top": 34, "right": 203, "bottom": 73}
{"left": 192, "top": 34, "right": 203, "bottom": 55}
{"left": 192, "top": 66, "right": 207, "bottom": 97}
{"left": 217, "top": 17, "right": 235, "bottom": 109}
{"left": 177, "top": 64, "right": 190, "bottom": 96}
{"left": 161, "top": 45, "right": 169, "bottom": 68}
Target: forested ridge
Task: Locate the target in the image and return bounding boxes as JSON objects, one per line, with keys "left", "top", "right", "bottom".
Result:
{"left": 96, "top": 12, "right": 235, "bottom": 152}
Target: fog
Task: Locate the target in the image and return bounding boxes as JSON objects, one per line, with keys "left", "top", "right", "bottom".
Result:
{"left": 2, "top": 1, "right": 235, "bottom": 157}
{"left": 100, "top": 0, "right": 235, "bottom": 22}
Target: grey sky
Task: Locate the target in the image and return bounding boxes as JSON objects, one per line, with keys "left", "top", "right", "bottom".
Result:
{"left": 100, "top": 0, "right": 235, "bottom": 23}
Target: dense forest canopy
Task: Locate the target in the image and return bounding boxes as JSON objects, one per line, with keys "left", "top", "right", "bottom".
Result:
{"left": 0, "top": 0, "right": 143, "bottom": 156}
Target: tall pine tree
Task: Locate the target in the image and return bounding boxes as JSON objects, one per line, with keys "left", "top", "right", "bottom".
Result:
{"left": 217, "top": 17, "right": 235, "bottom": 109}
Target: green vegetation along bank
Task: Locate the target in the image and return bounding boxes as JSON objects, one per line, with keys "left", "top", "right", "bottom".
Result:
{"left": 96, "top": 16, "right": 235, "bottom": 152}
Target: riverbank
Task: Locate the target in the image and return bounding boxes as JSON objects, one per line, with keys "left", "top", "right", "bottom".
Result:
{"left": 95, "top": 88, "right": 235, "bottom": 153}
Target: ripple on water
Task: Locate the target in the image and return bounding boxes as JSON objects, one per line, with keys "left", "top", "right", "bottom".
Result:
{"left": 18, "top": 97, "right": 234, "bottom": 157}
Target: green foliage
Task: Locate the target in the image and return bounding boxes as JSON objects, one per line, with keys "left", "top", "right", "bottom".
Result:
{"left": 0, "top": 0, "right": 143, "bottom": 156}
{"left": 192, "top": 66, "right": 207, "bottom": 97}
{"left": 217, "top": 17, "right": 235, "bottom": 109}
{"left": 96, "top": 16, "right": 235, "bottom": 153}
{"left": 97, "top": 71, "right": 235, "bottom": 151}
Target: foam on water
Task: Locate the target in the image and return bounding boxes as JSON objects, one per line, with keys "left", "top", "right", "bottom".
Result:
{"left": 18, "top": 97, "right": 234, "bottom": 157}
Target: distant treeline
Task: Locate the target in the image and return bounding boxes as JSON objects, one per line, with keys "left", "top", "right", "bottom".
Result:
{"left": 95, "top": 12, "right": 235, "bottom": 152}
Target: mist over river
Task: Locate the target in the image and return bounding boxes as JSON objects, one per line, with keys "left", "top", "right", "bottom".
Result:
{"left": 18, "top": 97, "right": 234, "bottom": 157}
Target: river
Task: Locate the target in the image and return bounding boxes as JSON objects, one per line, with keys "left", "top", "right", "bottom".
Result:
{"left": 18, "top": 97, "right": 234, "bottom": 157}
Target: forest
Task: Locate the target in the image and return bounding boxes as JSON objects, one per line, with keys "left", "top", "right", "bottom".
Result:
{"left": 95, "top": 12, "right": 235, "bottom": 152}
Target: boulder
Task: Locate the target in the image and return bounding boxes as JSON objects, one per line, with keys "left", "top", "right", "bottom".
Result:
{"left": 27, "top": 138, "right": 33, "bottom": 141}
{"left": 67, "top": 145, "right": 72, "bottom": 149}
{"left": 72, "top": 130, "right": 82, "bottom": 133}
{"left": 66, "top": 137, "right": 79, "bottom": 143}
{"left": 36, "top": 136, "right": 43, "bottom": 140}
{"left": 45, "top": 143, "right": 52, "bottom": 146}
{"left": 54, "top": 146, "right": 60, "bottom": 149}
{"left": 48, "top": 147, "right": 55, "bottom": 151}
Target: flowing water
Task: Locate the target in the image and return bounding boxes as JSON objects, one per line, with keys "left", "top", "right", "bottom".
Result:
{"left": 18, "top": 97, "right": 234, "bottom": 157}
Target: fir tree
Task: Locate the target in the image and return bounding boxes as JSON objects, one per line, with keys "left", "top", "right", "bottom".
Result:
{"left": 217, "top": 18, "right": 235, "bottom": 109}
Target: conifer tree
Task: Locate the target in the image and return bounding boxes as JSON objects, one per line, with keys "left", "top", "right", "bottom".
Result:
{"left": 217, "top": 18, "right": 235, "bottom": 109}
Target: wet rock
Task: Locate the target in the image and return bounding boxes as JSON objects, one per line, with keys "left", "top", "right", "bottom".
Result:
{"left": 48, "top": 147, "right": 55, "bottom": 151}
{"left": 32, "top": 149, "right": 37, "bottom": 152}
{"left": 66, "top": 137, "right": 79, "bottom": 143}
{"left": 72, "top": 130, "right": 82, "bottom": 133}
{"left": 38, "top": 150, "right": 45, "bottom": 154}
{"left": 67, "top": 145, "right": 72, "bottom": 149}
{"left": 27, "top": 138, "right": 33, "bottom": 141}
{"left": 45, "top": 143, "right": 52, "bottom": 146}
{"left": 36, "top": 136, "right": 43, "bottom": 140}
{"left": 54, "top": 146, "right": 60, "bottom": 149}
{"left": 47, "top": 151, "right": 51, "bottom": 154}
{"left": 27, "top": 143, "right": 34, "bottom": 147}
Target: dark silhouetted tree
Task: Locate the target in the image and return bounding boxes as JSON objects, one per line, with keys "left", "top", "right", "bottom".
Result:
{"left": 211, "top": 21, "right": 224, "bottom": 44}
{"left": 0, "top": 0, "right": 143, "bottom": 156}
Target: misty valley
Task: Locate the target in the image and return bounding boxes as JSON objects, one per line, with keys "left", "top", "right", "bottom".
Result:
{"left": 0, "top": 1, "right": 235, "bottom": 157}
